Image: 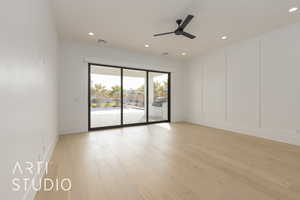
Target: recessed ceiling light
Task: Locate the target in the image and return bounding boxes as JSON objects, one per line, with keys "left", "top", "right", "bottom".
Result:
{"left": 181, "top": 52, "right": 187, "bottom": 56}
{"left": 221, "top": 36, "right": 228, "bottom": 40}
{"left": 88, "top": 32, "right": 95, "bottom": 36}
{"left": 289, "top": 7, "right": 298, "bottom": 13}
{"left": 145, "top": 44, "right": 149, "bottom": 48}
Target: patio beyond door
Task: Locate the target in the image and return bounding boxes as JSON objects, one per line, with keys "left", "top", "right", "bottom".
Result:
{"left": 89, "top": 65, "right": 121, "bottom": 128}
{"left": 89, "top": 64, "right": 170, "bottom": 130}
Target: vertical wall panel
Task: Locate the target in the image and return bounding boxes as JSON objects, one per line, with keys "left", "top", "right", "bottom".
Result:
{"left": 226, "top": 39, "right": 260, "bottom": 128}
{"left": 186, "top": 61, "right": 203, "bottom": 123}
{"left": 203, "top": 51, "right": 226, "bottom": 123}
{"left": 261, "top": 25, "right": 300, "bottom": 129}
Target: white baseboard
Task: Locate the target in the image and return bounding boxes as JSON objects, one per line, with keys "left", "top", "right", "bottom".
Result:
{"left": 187, "top": 120, "right": 300, "bottom": 146}
{"left": 59, "top": 128, "right": 87, "bottom": 135}
{"left": 22, "top": 135, "right": 59, "bottom": 200}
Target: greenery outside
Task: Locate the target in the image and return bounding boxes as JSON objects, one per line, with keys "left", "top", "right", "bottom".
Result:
{"left": 90, "top": 80, "right": 168, "bottom": 109}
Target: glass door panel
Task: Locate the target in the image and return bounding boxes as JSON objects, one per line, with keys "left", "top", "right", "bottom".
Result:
{"left": 148, "top": 72, "right": 169, "bottom": 122}
{"left": 90, "top": 65, "right": 121, "bottom": 128}
{"left": 123, "top": 69, "right": 147, "bottom": 124}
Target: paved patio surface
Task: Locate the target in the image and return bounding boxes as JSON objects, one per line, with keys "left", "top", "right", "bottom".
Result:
{"left": 91, "top": 108, "right": 164, "bottom": 128}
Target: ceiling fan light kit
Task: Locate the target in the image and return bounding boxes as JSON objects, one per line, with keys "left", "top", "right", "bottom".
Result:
{"left": 154, "top": 14, "right": 196, "bottom": 39}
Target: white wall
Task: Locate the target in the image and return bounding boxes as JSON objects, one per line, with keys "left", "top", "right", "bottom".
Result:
{"left": 0, "top": 0, "right": 58, "bottom": 199}
{"left": 58, "top": 40, "right": 185, "bottom": 134}
{"left": 185, "top": 22, "right": 300, "bottom": 146}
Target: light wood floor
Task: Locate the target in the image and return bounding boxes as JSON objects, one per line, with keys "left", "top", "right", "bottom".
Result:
{"left": 35, "top": 122, "right": 300, "bottom": 200}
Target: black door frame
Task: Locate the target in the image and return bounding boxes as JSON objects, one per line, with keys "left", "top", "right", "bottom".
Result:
{"left": 88, "top": 63, "right": 171, "bottom": 131}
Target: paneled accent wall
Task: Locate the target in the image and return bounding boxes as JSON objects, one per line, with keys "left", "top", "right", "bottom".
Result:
{"left": 186, "top": 23, "right": 300, "bottom": 146}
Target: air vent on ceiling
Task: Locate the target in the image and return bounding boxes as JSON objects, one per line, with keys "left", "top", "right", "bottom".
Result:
{"left": 97, "top": 39, "right": 107, "bottom": 44}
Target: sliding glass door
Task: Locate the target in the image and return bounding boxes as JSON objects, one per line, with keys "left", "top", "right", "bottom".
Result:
{"left": 123, "top": 69, "right": 147, "bottom": 124}
{"left": 148, "top": 72, "right": 169, "bottom": 122}
{"left": 89, "top": 65, "right": 121, "bottom": 128}
{"left": 89, "top": 64, "right": 170, "bottom": 130}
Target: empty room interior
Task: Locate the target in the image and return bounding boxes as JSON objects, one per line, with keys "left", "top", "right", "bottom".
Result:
{"left": 2, "top": 0, "right": 300, "bottom": 199}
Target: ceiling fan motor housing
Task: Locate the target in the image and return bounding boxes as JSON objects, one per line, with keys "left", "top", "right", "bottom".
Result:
{"left": 175, "top": 29, "right": 183, "bottom": 35}
{"left": 175, "top": 19, "right": 185, "bottom": 35}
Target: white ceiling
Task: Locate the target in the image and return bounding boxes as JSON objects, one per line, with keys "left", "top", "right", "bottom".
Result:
{"left": 52, "top": 0, "right": 300, "bottom": 60}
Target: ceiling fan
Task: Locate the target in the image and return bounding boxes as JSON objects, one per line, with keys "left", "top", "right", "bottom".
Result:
{"left": 153, "top": 14, "right": 196, "bottom": 39}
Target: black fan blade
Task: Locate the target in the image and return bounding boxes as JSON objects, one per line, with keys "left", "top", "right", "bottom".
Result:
{"left": 153, "top": 31, "right": 174, "bottom": 37}
{"left": 182, "top": 32, "right": 196, "bottom": 39}
{"left": 180, "top": 15, "right": 194, "bottom": 30}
